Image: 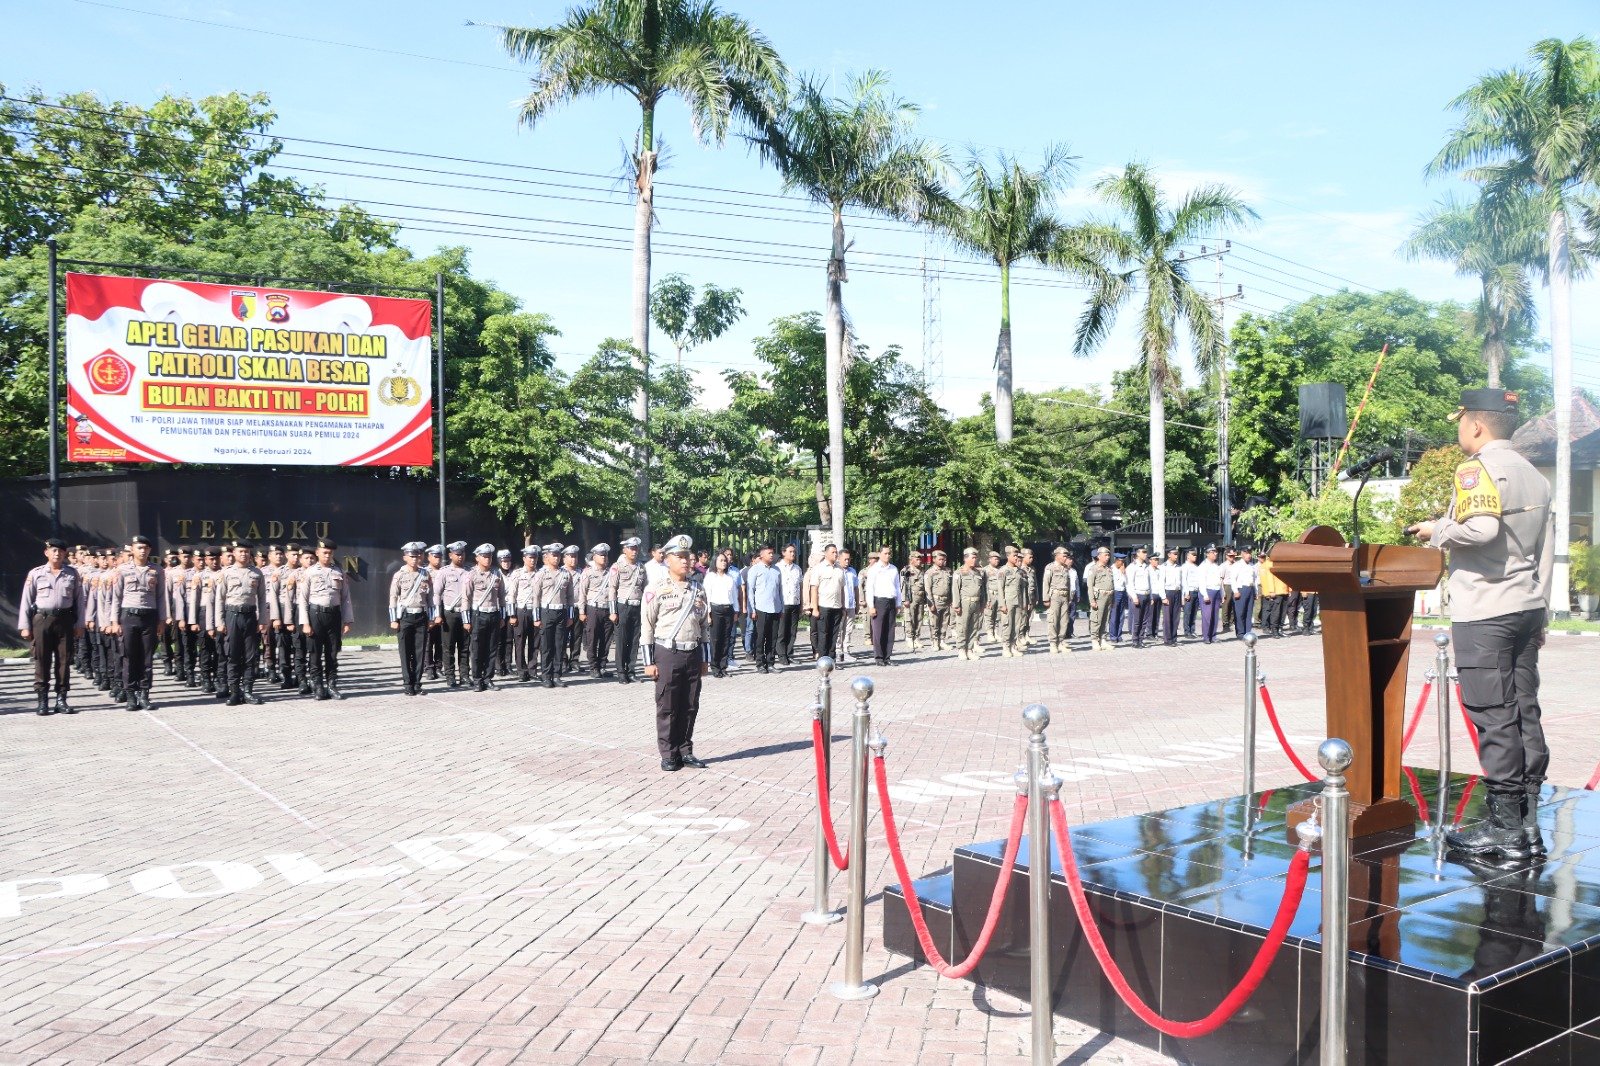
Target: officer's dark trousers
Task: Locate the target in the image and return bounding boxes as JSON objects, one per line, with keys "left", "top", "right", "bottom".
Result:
{"left": 1161, "top": 597, "right": 1180, "bottom": 645}
{"left": 870, "top": 598, "right": 897, "bottom": 661}
{"left": 585, "top": 610, "right": 612, "bottom": 672}
{"left": 709, "top": 605, "right": 735, "bottom": 669}
{"left": 1200, "top": 594, "right": 1221, "bottom": 643}
{"left": 814, "top": 608, "right": 841, "bottom": 659}
{"left": 1232, "top": 587, "right": 1256, "bottom": 636}
{"left": 425, "top": 621, "right": 442, "bottom": 675}
{"left": 1284, "top": 592, "right": 1303, "bottom": 630}
{"left": 513, "top": 609, "right": 538, "bottom": 676}
{"left": 1128, "top": 598, "right": 1148, "bottom": 646}
{"left": 307, "top": 606, "right": 341, "bottom": 688}
{"left": 161, "top": 619, "right": 176, "bottom": 671}
{"left": 565, "top": 610, "right": 583, "bottom": 668}
{"left": 397, "top": 612, "right": 427, "bottom": 688}
{"left": 30, "top": 611, "right": 75, "bottom": 696}
{"left": 653, "top": 645, "right": 703, "bottom": 760}
{"left": 779, "top": 605, "right": 801, "bottom": 662}
{"left": 222, "top": 608, "right": 259, "bottom": 693}
{"left": 1456, "top": 608, "right": 1548, "bottom": 793}
{"left": 1184, "top": 592, "right": 1199, "bottom": 635}
{"left": 196, "top": 625, "right": 217, "bottom": 684}
{"left": 753, "top": 610, "right": 779, "bottom": 667}
{"left": 120, "top": 608, "right": 159, "bottom": 693}
{"left": 1301, "top": 594, "right": 1320, "bottom": 629}
{"left": 538, "top": 609, "right": 566, "bottom": 680}
{"left": 469, "top": 611, "right": 500, "bottom": 682}
{"left": 1110, "top": 591, "right": 1127, "bottom": 640}
{"left": 613, "top": 603, "right": 641, "bottom": 676}
{"left": 1263, "top": 595, "right": 1286, "bottom": 633}
{"left": 1220, "top": 587, "right": 1235, "bottom": 631}
{"left": 274, "top": 626, "right": 295, "bottom": 681}
{"left": 440, "top": 610, "right": 469, "bottom": 681}
{"left": 496, "top": 614, "right": 513, "bottom": 674}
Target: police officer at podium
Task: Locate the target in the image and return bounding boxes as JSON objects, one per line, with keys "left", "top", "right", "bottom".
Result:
{"left": 1408, "top": 388, "right": 1554, "bottom": 862}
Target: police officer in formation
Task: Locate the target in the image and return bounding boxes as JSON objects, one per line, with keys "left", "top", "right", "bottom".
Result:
{"left": 642, "top": 535, "right": 711, "bottom": 772}
{"left": 389, "top": 542, "right": 437, "bottom": 696}
{"left": 18, "top": 537, "right": 86, "bottom": 715}
{"left": 461, "top": 544, "right": 506, "bottom": 691}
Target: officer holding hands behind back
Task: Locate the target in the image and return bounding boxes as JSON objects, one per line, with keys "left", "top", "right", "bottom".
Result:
{"left": 642, "top": 535, "right": 711, "bottom": 772}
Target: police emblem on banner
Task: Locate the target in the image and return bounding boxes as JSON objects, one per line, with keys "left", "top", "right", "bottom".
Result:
{"left": 265, "top": 293, "right": 291, "bottom": 323}
{"left": 378, "top": 374, "right": 422, "bottom": 406}
{"left": 231, "top": 290, "right": 257, "bottom": 321}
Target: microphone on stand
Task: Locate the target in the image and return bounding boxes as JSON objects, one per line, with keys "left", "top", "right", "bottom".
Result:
{"left": 1342, "top": 447, "right": 1396, "bottom": 480}
{"left": 1344, "top": 447, "right": 1397, "bottom": 556}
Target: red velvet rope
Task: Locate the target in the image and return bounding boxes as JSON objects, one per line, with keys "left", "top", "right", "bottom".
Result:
{"left": 1401, "top": 682, "right": 1432, "bottom": 754}
{"left": 1587, "top": 764, "right": 1600, "bottom": 792}
{"left": 1048, "top": 799, "right": 1311, "bottom": 1038}
{"left": 873, "top": 756, "right": 1028, "bottom": 979}
{"left": 1402, "top": 766, "right": 1430, "bottom": 822}
{"left": 1453, "top": 684, "right": 1481, "bottom": 756}
{"left": 1454, "top": 775, "right": 1479, "bottom": 824}
{"left": 1258, "top": 684, "right": 1318, "bottom": 783}
{"left": 811, "top": 717, "right": 848, "bottom": 871}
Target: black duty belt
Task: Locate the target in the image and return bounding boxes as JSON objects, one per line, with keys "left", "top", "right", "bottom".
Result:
{"left": 309, "top": 604, "right": 341, "bottom": 615}
{"left": 221, "top": 606, "right": 255, "bottom": 615}
{"left": 34, "top": 607, "right": 76, "bottom": 618}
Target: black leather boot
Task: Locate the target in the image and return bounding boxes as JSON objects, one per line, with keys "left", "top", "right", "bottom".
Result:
{"left": 1446, "top": 791, "right": 1533, "bottom": 862}
{"left": 243, "top": 681, "right": 263, "bottom": 705}
{"left": 1524, "top": 779, "right": 1546, "bottom": 859}
{"left": 679, "top": 747, "right": 709, "bottom": 769}
{"left": 56, "top": 694, "right": 75, "bottom": 715}
{"left": 139, "top": 688, "right": 154, "bottom": 711}
{"left": 226, "top": 681, "right": 244, "bottom": 707}
{"left": 35, "top": 693, "right": 50, "bottom": 716}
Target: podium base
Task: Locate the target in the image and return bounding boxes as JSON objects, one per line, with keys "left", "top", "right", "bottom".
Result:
{"left": 1287, "top": 794, "right": 1418, "bottom": 840}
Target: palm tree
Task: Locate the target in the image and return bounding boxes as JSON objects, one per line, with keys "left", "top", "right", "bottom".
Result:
{"left": 1430, "top": 36, "right": 1600, "bottom": 614}
{"left": 1402, "top": 190, "right": 1543, "bottom": 387}
{"left": 933, "top": 146, "right": 1105, "bottom": 443}
{"left": 490, "top": 0, "right": 786, "bottom": 546}
{"left": 1073, "top": 163, "right": 1256, "bottom": 556}
{"left": 747, "top": 71, "right": 945, "bottom": 547}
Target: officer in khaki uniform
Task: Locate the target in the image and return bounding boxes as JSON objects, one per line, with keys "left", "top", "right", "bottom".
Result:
{"left": 1085, "top": 546, "right": 1116, "bottom": 650}
{"left": 609, "top": 537, "right": 649, "bottom": 684}
{"left": 952, "top": 548, "right": 988, "bottom": 658}
{"left": 1410, "top": 388, "right": 1555, "bottom": 863}
{"left": 577, "top": 544, "right": 613, "bottom": 679}
{"left": 642, "top": 535, "right": 711, "bottom": 772}
{"left": 982, "top": 550, "right": 1005, "bottom": 644}
{"left": 298, "top": 538, "right": 352, "bottom": 701}
{"left": 1042, "top": 546, "right": 1077, "bottom": 654}
{"left": 922, "top": 550, "right": 954, "bottom": 651}
{"left": 1000, "top": 546, "right": 1031, "bottom": 656}
{"left": 212, "top": 539, "right": 269, "bottom": 707}
{"left": 902, "top": 552, "right": 929, "bottom": 649}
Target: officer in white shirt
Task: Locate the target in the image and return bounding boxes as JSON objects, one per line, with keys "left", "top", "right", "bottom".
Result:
{"left": 1159, "top": 546, "right": 1184, "bottom": 646}
{"left": 805, "top": 544, "right": 846, "bottom": 657}
{"left": 1180, "top": 547, "right": 1202, "bottom": 638}
{"left": 1227, "top": 546, "right": 1259, "bottom": 637}
{"left": 777, "top": 543, "right": 805, "bottom": 665}
{"left": 1196, "top": 544, "right": 1225, "bottom": 644}
{"left": 862, "top": 546, "right": 903, "bottom": 665}
{"left": 1125, "top": 546, "right": 1155, "bottom": 649}
{"left": 837, "top": 548, "right": 860, "bottom": 659}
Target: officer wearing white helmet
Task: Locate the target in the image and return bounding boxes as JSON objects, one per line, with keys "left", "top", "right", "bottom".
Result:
{"left": 432, "top": 540, "right": 471, "bottom": 687}
{"left": 461, "top": 544, "right": 506, "bottom": 692}
{"left": 389, "top": 542, "right": 436, "bottom": 696}
{"left": 642, "top": 535, "right": 711, "bottom": 771}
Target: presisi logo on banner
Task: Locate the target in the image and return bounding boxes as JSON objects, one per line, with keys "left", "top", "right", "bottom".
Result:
{"left": 63, "top": 273, "right": 433, "bottom": 467}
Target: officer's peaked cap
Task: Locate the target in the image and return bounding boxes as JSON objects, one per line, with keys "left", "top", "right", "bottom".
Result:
{"left": 473, "top": 543, "right": 495, "bottom": 557}
{"left": 663, "top": 534, "right": 693, "bottom": 557}
{"left": 447, "top": 540, "right": 468, "bottom": 553}
{"left": 620, "top": 536, "right": 642, "bottom": 548}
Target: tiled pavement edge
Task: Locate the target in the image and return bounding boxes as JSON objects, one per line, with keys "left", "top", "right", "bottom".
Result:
{"left": 1, "top": 624, "right": 1594, "bottom": 1065}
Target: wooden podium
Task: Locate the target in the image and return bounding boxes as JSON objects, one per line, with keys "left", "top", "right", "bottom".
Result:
{"left": 1268, "top": 526, "right": 1445, "bottom": 838}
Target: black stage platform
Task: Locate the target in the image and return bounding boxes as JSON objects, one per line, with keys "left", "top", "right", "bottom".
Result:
{"left": 884, "top": 771, "right": 1600, "bottom": 1064}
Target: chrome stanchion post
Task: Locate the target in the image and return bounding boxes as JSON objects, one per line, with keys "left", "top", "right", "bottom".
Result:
{"left": 1022, "top": 704, "right": 1060, "bottom": 1066}
{"left": 1242, "top": 633, "right": 1259, "bottom": 800}
{"left": 803, "top": 657, "right": 843, "bottom": 926}
{"left": 1434, "top": 633, "right": 1452, "bottom": 832}
{"left": 1315, "top": 738, "right": 1352, "bottom": 1066}
{"left": 829, "top": 675, "right": 879, "bottom": 1001}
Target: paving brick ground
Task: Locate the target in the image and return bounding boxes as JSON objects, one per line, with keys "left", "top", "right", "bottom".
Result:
{"left": 1, "top": 620, "right": 1595, "bottom": 1065}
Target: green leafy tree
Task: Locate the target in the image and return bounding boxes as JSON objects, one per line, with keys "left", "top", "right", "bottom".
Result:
{"left": 1431, "top": 35, "right": 1600, "bottom": 611}
{"left": 650, "top": 273, "right": 746, "bottom": 365}
{"left": 1393, "top": 444, "right": 1467, "bottom": 536}
{"left": 1239, "top": 482, "right": 1398, "bottom": 548}
{"left": 1226, "top": 290, "right": 1547, "bottom": 502}
{"left": 931, "top": 146, "right": 1103, "bottom": 443}
{"left": 1073, "top": 162, "right": 1255, "bottom": 554}
{"left": 1401, "top": 189, "right": 1544, "bottom": 388}
{"left": 747, "top": 71, "right": 945, "bottom": 546}
{"left": 490, "top": 1, "right": 788, "bottom": 547}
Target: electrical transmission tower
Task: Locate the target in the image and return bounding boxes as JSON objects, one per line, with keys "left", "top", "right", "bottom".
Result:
{"left": 921, "top": 241, "right": 944, "bottom": 404}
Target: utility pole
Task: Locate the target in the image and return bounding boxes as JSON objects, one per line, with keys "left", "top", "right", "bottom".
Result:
{"left": 1183, "top": 242, "right": 1243, "bottom": 543}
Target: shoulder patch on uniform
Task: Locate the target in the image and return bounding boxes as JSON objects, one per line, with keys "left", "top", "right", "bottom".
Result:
{"left": 1454, "top": 458, "right": 1501, "bottom": 521}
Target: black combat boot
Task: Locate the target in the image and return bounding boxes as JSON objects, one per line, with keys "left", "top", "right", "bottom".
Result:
{"left": 1524, "top": 779, "right": 1546, "bottom": 859}
{"left": 202, "top": 672, "right": 216, "bottom": 694}
{"left": 126, "top": 688, "right": 139, "bottom": 712}
{"left": 35, "top": 692, "right": 50, "bottom": 716}
{"left": 1445, "top": 791, "right": 1532, "bottom": 862}
{"left": 226, "top": 681, "right": 244, "bottom": 707}
{"left": 326, "top": 670, "right": 344, "bottom": 700}
{"left": 243, "top": 680, "right": 263, "bottom": 705}
{"left": 56, "top": 693, "right": 75, "bottom": 715}
{"left": 140, "top": 687, "right": 154, "bottom": 711}
{"left": 679, "top": 747, "right": 709, "bottom": 770}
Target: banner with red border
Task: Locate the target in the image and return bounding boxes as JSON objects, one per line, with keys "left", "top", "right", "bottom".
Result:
{"left": 65, "top": 273, "right": 433, "bottom": 466}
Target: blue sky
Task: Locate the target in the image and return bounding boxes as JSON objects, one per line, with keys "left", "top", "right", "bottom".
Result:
{"left": 7, "top": 0, "right": 1600, "bottom": 413}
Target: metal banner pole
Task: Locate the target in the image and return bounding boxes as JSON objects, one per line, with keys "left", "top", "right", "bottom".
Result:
{"left": 803, "top": 656, "right": 842, "bottom": 926}
{"left": 47, "top": 236, "right": 60, "bottom": 537}
{"left": 829, "top": 675, "right": 878, "bottom": 1001}
{"left": 435, "top": 272, "right": 447, "bottom": 552}
{"left": 1434, "top": 634, "right": 1452, "bottom": 831}
{"left": 1022, "top": 704, "right": 1060, "bottom": 1066}
{"left": 1315, "top": 738, "right": 1352, "bottom": 1065}
{"left": 1242, "top": 632, "right": 1258, "bottom": 799}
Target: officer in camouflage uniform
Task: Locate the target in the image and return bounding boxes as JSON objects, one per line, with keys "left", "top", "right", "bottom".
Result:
{"left": 642, "top": 535, "right": 712, "bottom": 772}
{"left": 1000, "top": 546, "right": 1031, "bottom": 656}
{"left": 902, "top": 551, "right": 929, "bottom": 650}
{"left": 1085, "top": 546, "right": 1116, "bottom": 651}
{"left": 982, "top": 550, "right": 1005, "bottom": 645}
{"left": 1042, "top": 546, "right": 1077, "bottom": 654}
{"left": 928, "top": 547, "right": 947, "bottom": 646}
{"left": 952, "top": 548, "right": 988, "bottom": 659}
{"left": 1409, "top": 389, "right": 1555, "bottom": 863}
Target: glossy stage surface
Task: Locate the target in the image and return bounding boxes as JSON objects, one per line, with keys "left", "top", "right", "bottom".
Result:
{"left": 885, "top": 771, "right": 1600, "bottom": 1065}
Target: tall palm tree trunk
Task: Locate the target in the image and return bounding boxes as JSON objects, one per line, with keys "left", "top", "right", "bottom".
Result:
{"left": 1548, "top": 206, "right": 1572, "bottom": 615}
{"left": 994, "top": 262, "right": 1014, "bottom": 444}
{"left": 1149, "top": 367, "right": 1167, "bottom": 557}
{"left": 825, "top": 205, "right": 848, "bottom": 550}
{"left": 631, "top": 122, "right": 656, "bottom": 547}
